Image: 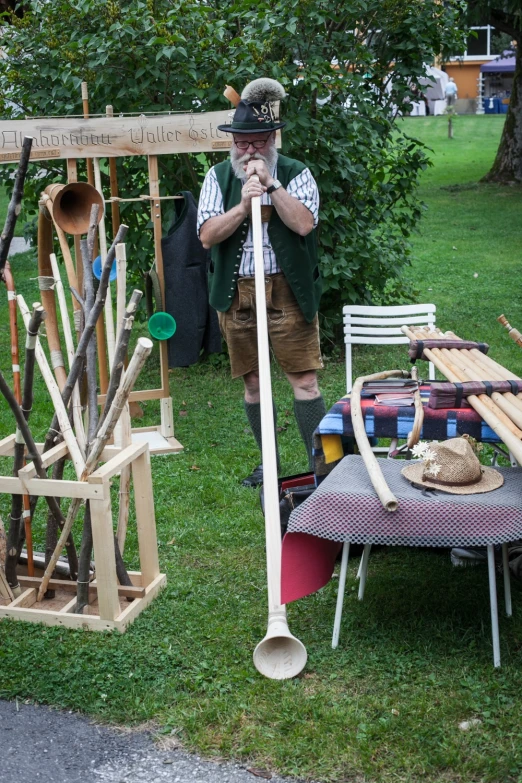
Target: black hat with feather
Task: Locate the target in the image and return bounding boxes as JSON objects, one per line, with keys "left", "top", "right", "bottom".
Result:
{"left": 218, "top": 78, "right": 286, "bottom": 134}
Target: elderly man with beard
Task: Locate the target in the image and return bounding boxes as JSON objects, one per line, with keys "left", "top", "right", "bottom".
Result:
{"left": 197, "top": 78, "right": 326, "bottom": 487}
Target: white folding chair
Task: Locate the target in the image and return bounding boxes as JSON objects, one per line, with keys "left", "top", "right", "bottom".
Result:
{"left": 344, "top": 303, "right": 436, "bottom": 394}
{"left": 343, "top": 304, "right": 436, "bottom": 584}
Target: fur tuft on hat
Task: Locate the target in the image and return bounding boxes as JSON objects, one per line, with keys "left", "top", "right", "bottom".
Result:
{"left": 241, "top": 78, "right": 286, "bottom": 104}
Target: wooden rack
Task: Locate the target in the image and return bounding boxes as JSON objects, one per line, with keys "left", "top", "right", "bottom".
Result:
{"left": 0, "top": 434, "right": 166, "bottom": 632}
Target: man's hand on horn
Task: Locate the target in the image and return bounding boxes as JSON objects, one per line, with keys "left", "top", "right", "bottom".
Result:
{"left": 241, "top": 177, "right": 266, "bottom": 211}
{"left": 244, "top": 158, "right": 272, "bottom": 186}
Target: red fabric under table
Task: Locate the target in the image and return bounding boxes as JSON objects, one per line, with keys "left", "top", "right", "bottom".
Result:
{"left": 281, "top": 457, "right": 522, "bottom": 604}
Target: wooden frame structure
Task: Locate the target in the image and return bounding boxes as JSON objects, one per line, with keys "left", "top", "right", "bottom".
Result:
{"left": 0, "top": 434, "right": 165, "bottom": 632}
{"left": 62, "top": 152, "right": 183, "bottom": 455}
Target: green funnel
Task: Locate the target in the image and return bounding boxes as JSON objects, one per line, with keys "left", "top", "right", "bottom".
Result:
{"left": 148, "top": 311, "right": 177, "bottom": 341}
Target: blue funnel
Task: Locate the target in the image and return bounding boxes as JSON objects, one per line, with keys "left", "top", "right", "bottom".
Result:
{"left": 93, "top": 255, "right": 117, "bottom": 282}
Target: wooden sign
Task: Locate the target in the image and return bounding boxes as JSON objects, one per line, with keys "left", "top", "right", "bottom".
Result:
{"left": 0, "top": 108, "right": 281, "bottom": 163}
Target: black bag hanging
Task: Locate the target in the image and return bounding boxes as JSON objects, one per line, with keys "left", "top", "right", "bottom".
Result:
{"left": 161, "top": 191, "right": 222, "bottom": 367}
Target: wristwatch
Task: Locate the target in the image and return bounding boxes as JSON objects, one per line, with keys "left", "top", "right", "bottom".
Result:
{"left": 266, "top": 179, "right": 282, "bottom": 195}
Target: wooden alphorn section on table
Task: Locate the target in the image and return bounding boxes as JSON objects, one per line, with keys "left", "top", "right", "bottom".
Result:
{"left": 402, "top": 326, "right": 522, "bottom": 466}
{"left": 351, "top": 369, "right": 411, "bottom": 512}
{"left": 411, "top": 327, "right": 522, "bottom": 433}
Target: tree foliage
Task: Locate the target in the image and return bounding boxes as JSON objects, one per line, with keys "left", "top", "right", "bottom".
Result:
{"left": 0, "top": 0, "right": 466, "bottom": 336}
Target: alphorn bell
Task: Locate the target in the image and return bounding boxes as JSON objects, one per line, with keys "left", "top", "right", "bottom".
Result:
{"left": 249, "top": 176, "right": 307, "bottom": 679}
{"left": 44, "top": 183, "right": 103, "bottom": 235}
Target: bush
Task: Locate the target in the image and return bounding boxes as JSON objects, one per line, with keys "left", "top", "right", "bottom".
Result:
{"left": 0, "top": 0, "right": 465, "bottom": 338}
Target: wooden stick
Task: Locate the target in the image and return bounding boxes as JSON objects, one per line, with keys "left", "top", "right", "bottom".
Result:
{"left": 66, "top": 159, "right": 84, "bottom": 305}
{"left": 352, "top": 370, "right": 409, "bottom": 511}
{"left": 498, "top": 314, "right": 522, "bottom": 348}
{"left": 2, "top": 262, "right": 21, "bottom": 404}
{"left": 3, "top": 305, "right": 45, "bottom": 594}
{"left": 250, "top": 177, "right": 307, "bottom": 680}
{"left": 80, "top": 85, "right": 108, "bottom": 394}
{"left": 407, "top": 365, "right": 424, "bottom": 450}
{"left": 37, "top": 337, "right": 153, "bottom": 602}
{"left": 115, "top": 243, "right": 132, "bottom": 554}
{"left": 42, "top": 196, "right": 82, "bottom": 318}
{"left": 106, "top": 106, "right": 121, "bottom": 234}
{"left": 81, "top": 82, "right": 95, "bottom": 187}
{"left": 441, "top": 330, "right": 522, "bottom": 415}
{"left": 0, "top": 362, "right": 69, "bottom": 536}
{"left": 93, "top": 157, "right": 116, "bottom": 368}
{"left": 402, "top": 326, "right": 522, "bottom": 465}
{"left": 0, "top": 136, "right": 33, "bottom": 272}
{"left": 37, "top": 207, "right": 67, "bottom": 390}
{"left": 98, "top": 289, "right": 143, "bottom": 432}
{"left": 17, "top": 295, "right": 86, "bottom": 479}
{"left": 49, "top": 253, "right": 86, "bottom": 456}
{"left": 41, "top": 222, "right": 128, "bottom": 457}
{"left": 0, "top": 514, "right": 9, "bottom": 598}
{"left": 1, "top": 264, "right": 34, "bottom": 575}
{"left": 148, "top": 156, "right": 172, "bottom": 433}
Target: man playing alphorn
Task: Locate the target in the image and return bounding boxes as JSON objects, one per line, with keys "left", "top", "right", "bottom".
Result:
{"left": 197, "top": 78, "right": 326, "bottom": 487}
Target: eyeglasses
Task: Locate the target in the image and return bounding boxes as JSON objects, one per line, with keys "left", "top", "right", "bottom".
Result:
{"left": 233, "top": 138, "right": 270, "bottom": 150}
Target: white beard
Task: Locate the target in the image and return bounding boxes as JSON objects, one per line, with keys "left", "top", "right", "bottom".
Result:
{"left": 230, "top": 143, "right": 278, "bottom": 179}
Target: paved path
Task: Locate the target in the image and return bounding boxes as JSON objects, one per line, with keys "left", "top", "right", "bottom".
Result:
{"left": 7, "top": 238, "right": 31, "bottom": 257}
{"left": 1, "top": 700, "right": 311, "bottom": 783}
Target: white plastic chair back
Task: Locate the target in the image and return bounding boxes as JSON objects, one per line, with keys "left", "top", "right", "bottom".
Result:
{"left": 344, "top": 303, "right": 436, "bottom": 393}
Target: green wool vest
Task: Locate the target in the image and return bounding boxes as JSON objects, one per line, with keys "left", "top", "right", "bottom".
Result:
{"left": 208, "top": 154, "right": 321, "bottom": 323}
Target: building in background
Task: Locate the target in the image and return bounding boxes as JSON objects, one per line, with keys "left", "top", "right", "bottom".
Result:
{"left": 443, "top": 24, "right": 515, "bottom": 114}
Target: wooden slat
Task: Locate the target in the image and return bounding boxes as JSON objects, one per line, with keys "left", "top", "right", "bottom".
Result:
{"left": 116, "top": 574, "right": 167, "bottom": 631}
{"left": 9, "top": 588, "right": 37, "bottom": 608}
{"left": 343, "top": 303, "right": 436, "bottom": 317}
{"left": 88, "top": 441, "right": 148, "bottom": 484}
{"left": 97, "top": 387, "right": 164, "bottom": 404}
{"left": 18, "top": 576, "right": 146, "bottom": 599}
{"left": 0, "top": 605, "right": 117, "bottom": 631}
{"left": 344, "top": 336, "right": 410, "bottom": 345}
{"left": 132, "top": 450, "right": 160, "bottom": 586}
{"left": 0, "top": 476, "right": 108, "bottom": 500}
{"left": 344, "top": 315, "right": 435, "bottom": 327}
{"left": 0, "top": 434, "right": 16, "bottom": 456}
{"left": 89, "top": 496, "right": 120, "bottom": 621}
{"left": 345, "top": 326, "right": 411, "bottom": 337}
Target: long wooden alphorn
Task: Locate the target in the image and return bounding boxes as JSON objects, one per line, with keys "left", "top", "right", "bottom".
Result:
{"left": 249, "top": 177, "right": 307, "bottom": 680}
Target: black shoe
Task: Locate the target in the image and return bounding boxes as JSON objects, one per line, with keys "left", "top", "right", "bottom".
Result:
{"left": 242, "top": 464, "right": 263, "bottom": 487}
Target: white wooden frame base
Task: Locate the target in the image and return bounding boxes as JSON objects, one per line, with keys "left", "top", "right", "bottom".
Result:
{"left": 0, "top": 572, "right": 166, "bottom": 633}
{"left": 131, "top": 425, "right": 183, "bottom": 456}
{"left": 0, "top": 434, "right": 166, "bottom": 633}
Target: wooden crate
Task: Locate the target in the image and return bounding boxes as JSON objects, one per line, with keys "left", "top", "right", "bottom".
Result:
{"left": 0, "top": 434, "right": 166, "bottom": 632}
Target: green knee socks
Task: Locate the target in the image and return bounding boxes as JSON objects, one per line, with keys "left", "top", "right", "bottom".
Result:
{"left": 243, "top": 399, "right": 281, "bottom": 471}
{"left": 293, "top": 395, "right": 327, "bottom": 470}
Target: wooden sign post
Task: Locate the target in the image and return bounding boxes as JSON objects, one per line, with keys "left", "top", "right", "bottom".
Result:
{"left": 0, "top": 107, "right": 277, "bottom": 453}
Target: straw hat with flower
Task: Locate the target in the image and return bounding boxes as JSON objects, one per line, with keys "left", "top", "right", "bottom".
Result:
{"left": 402, "top": 437, "right": 504, "bottom": 494}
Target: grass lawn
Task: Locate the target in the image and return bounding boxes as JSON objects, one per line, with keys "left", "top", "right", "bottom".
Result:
{"left": 1, "top": 114, "right": 522, "bottom": 782}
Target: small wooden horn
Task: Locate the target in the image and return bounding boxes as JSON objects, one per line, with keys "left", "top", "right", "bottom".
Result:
{"left": 223, "top": 85, "right": 241, "bottom": 107}
{"left": 44, "top": 182, "right": 104, "bottom": 235}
